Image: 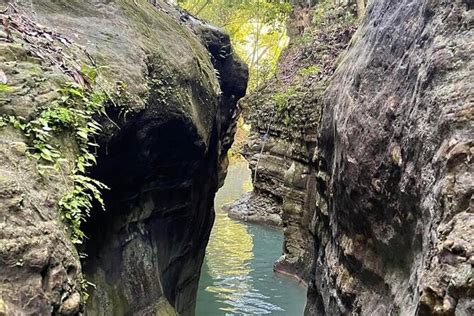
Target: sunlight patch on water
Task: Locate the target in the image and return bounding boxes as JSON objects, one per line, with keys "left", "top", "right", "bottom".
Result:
{"left": 196, "top": 159, "right": 307, "bottom": 315}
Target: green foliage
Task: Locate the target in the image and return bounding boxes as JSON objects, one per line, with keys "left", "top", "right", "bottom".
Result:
{"left": 0, "top": 115, "right": 25, "bottom": 129}
{"left": 313, "top": 0, "right": 356, "bottom": 27}
{"left": 298, "top": 65, "right": 321, "bottom": 77}
{"left": 273, "top": 87, "right": 296, "bottom": 111}
{"left": 37, "top": 85, "right": 108, "bottom": 243}
{"left": 294, "top": 31, "right": 314, "bottom": 45}
{"left": 269, "top": 82, "right": 325, "bottom": 130}
{"left": 81, "top": 64, "right": 99, "bottom": 84}
{"left": 272, "top": 87, "right": 298, "bottom": 126}
{"left": 80, "top": 278, "right": 96, "bottom": 303}
{"left": 80, "top": 64, "right": 110, "bottom": 85}
{"left": 1, "top": 82, "right": 109, "bottom": 244}
{"left": 59, "top": 175, "right": 108, "bottom": 243}
{"left": 25, "top": 85, "right": 106, "bottom": 169}
{"left": 0, "top": 83, "right": 12, "bottom": 93}
{"left": 179, "top": 0, "right": 292, "bottom": 90}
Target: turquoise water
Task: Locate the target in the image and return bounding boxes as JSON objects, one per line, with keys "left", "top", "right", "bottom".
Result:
{"left": 196, "top": 160, "right": 307, "bottom": 315}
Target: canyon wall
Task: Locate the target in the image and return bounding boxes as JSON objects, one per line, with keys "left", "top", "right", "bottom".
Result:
{"left": 242, "top": 0, "right": 473, "bottom": 314}
{"left": 307, "top": 0, "right": 473, "bottom": 314}
{"left": 240, "top": 2, "right": 357, "bottom": 282}
{"left": 0, "top": 0, "right": 247, "bottom": 315}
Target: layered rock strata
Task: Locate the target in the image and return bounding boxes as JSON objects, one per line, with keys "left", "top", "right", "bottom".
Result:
{"left": 242, "top": 0, "right": 473, "bottom": 314}
{"left": 240, "top": 4, "right": 356, "bottom": 281}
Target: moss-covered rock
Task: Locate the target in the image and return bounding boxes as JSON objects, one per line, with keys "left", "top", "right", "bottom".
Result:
{"left": 0, "top": 0, "right": 248, "bottom": 315}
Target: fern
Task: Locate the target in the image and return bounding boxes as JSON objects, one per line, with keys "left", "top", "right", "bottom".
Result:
{"left": 1, "top": 83, "right": 110, "bottom": 243}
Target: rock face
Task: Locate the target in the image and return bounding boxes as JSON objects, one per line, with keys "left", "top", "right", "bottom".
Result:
{"left": 243, "top": 0, "right": 473, "bottom": 314}
{"left": 240, "top": 3, "right": 356, "bottom": 281}
{"left": 0, "top": 0, "right": 247, "bottom": 315}
{"left": 306, "top": 0, "right": 473, "bottom": 314}
{"left": 224, "top": 192, "right": 283, "bottom": 227}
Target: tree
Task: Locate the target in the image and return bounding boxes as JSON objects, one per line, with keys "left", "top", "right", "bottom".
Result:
{"left": 178, "top": 0, "right": 292, "bottom": 90}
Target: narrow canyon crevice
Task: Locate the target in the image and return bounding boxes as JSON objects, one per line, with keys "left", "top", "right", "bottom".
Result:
{"left": 82, "top": 118, "right": 219, "bottom": 315}
{"left": 0, "top": 0, "right": 472, "bottom": 315}
{"left": 237, "top": 1, "right": 358, "bottom": 283}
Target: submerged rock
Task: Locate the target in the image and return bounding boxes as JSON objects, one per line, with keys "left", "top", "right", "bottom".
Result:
{"left": 0, "top": 0, "right": 247, "bottom": 315}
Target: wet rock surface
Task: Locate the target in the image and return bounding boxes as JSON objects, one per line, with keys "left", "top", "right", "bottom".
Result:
{"left": 0, "top": 0, "right": 247, "bottom": 315}
{"left": 224, "top": 192, "right": 283, "bottom": 227}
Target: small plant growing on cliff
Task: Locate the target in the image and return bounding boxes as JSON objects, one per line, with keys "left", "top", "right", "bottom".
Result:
{"left": 38, "top": 85, "right": 109, "bottom": 243}
{"left": 273, "top": 87, "right": 298, "bottom": 126}
{"left": 2, "top": 83, "right": 110, "bottom": 243}
{"left": 298, "top": 65, "right": 321, "bottom": 77}
{"left": 80, "top": 278, "right": 96, "bottom": 304}
{"left": 0, "top": 115, "right": 25, "bottom": 129}
{"left": 59, "top": 175, "right": 108, "bottom": 242}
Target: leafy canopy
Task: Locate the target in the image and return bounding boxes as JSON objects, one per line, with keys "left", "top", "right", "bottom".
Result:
{"left": 178, "top": 0, "right": 292, "bottom": 90}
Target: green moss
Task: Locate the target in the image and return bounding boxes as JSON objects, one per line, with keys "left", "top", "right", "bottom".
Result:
{"left": 271, "top": 87, "right": 303, "bottom": 127}
{"left": 116, "top": 0, "right": 217, "bottom": 85}
{"left": 313, "top": 0, "right": 356, "bottom": 27}
{"left": 0, "top": 84, "right": 12, "bottom": 93}
{"left": 298, "top": 65, "right": 322, "bottom": 77}
{"left": 0, "top": 43, "right": 31, "bottom": 62}
{"left": 273, "top": 87, "right": 297, "bottom": 113}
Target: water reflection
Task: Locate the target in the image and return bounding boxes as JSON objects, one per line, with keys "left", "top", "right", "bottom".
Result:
{"left": 196, "top": 159, "right": 307, "bottom": 315}
{"left": 205, "top": 162, "right": 254, "bottom": 281}
{"left": 205, "top": 212, "right": 253, "bottom": 282}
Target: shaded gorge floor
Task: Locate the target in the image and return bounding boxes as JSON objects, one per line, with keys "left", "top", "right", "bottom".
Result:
{"left": 196, "top": 159, "right": 307, "bottom": 315}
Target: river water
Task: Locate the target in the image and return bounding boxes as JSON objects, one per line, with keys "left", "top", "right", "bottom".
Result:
{"left": 196, "top": 160, "right": 307, "bottom": 315}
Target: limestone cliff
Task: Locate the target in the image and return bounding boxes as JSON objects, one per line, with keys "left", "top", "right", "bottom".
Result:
{"left": 307, "top": 0, "right": 473, "bottom": 314}
{"left": 239, "top": 2, "right": 357, "bottom": 281}
{"left": 242, "top": 0, "right": 473, "bottom": 314}
{"left": 0, "top": 0, "right": 247, "bottom": 315}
